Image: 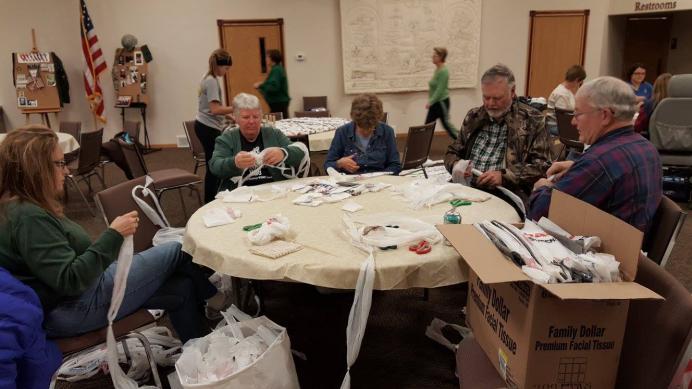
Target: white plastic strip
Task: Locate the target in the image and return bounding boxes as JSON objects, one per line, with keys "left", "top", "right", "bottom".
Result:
{"left": 340, "top": 245, "right": 375, "bottom": 389}
{"left": 131, "top": 175, "right": 170, "bottom": 228}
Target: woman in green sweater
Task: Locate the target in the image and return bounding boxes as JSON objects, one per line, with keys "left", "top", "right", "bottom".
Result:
{"left": 254, "top": 49, "right": 291, "bottom": 119}
{"left": 425, "top": 47, "right": 457, "bottom": 139}
{"left": 0, "top": 126, "right": 220, "bottom": 342}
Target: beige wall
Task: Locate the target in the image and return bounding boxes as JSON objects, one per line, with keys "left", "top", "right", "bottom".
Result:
{"left": 1, "top": 0, "right": 614, "bottom": 144}
{"left": 668, "top": 11, "right": 692, "bottom": 74}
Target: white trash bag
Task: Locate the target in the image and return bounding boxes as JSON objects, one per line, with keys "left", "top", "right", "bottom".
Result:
{"left": 175, "top": 306, "right": 299, "bottom": 389}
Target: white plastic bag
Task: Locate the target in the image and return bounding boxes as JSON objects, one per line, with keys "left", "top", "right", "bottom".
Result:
{"left": 131, "top": 175, "right": 185, "bottom": 245}
{"left": 247, "top": 214, "right": 293, "bottom": 245}
{"left": 390, "top": 177, "right": 490, "bottom": 209}
{"left": 175, "top": 307, "right": 299, "bottom": 389}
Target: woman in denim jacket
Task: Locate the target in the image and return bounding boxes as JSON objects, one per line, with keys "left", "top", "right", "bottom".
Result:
{"left": 324, "top": 94, "right": 401, "bottom": 175}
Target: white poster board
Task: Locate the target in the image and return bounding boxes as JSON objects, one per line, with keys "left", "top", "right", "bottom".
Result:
{"left": 340, "top": 0, "right": 481, "bottom": 94}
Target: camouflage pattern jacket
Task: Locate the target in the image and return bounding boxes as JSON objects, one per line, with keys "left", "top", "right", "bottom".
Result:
{"left": 444, "top": 99, "right": 550, "bottom": 195}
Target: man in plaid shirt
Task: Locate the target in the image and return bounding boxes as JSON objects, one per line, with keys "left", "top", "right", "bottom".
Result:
{"left": 529, "top": 76, "right": 662, "bottom": 232}
{"left": 444, "top": 64, "right": 550, "bottom": 199}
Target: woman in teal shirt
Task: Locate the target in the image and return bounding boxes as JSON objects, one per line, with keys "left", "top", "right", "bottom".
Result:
{"left": 254, "top": 49, "right": 291, "bottom": 119}
{"left": 425, "top": 47, "right": 457, "bottom": 139}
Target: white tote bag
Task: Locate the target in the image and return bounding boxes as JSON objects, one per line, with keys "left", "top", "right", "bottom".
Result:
{"left": 175, "top": 312, "right": 299, "bottom": 389}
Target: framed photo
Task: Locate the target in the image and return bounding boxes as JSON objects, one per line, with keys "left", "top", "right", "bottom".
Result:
{"left": 18, "top": 96, "right": 27, "bottom": 107}
{"left": 134, "top": 51, "right": 144, "bottom": 65}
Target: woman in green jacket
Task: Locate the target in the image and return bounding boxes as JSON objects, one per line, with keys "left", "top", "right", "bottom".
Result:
{"left": 0, "top": 126, "right": 222, "bottom": 342}
{"left": 210, "top": 93, "right": 306, "bottom": 192}
{"left": 425, "top": 47, "right": 457, "bottom": 139}
{"left": 254, "top": 49, "right": 291, "bottom": 119}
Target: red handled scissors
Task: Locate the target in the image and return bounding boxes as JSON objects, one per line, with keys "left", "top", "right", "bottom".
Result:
{"left": 409, "top": 240, "right": 432, "bottom": 255}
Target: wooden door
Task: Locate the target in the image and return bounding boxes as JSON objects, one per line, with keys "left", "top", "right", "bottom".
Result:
{"left": 526, "top": 10, "right": 589, "bottom": 98}
{"left": 622, "top": 15, "right": 672, "bottom": 82}
{"left": 218, "top": 19, "right": 285, "bottom": 113}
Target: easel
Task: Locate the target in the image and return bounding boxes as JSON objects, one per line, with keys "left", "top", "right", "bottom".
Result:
{"left": 24, "top": 109, "right": 60, "bottom": 128}
{"left": 17, "top": 29, "right": 61, "bottom": 129}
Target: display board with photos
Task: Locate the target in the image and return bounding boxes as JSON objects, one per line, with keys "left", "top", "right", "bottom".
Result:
{"left": 112, "top": 46, "right": 149, "bottom": 107}
{"left": 12, "top": 51, "right": 61, "bottom": 112}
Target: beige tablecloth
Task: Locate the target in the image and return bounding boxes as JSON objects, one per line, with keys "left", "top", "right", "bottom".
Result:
{"left": 0, "top": 132, "right": 79, "bottom": 153}
{"left": 183, "top": 175, "right": 520, "bottom": 290}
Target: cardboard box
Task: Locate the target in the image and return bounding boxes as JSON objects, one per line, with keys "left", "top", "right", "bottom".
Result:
{"left": 438, "top": 191, "right": 663, "bottom": 389}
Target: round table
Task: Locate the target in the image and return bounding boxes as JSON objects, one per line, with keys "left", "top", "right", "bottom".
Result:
{"left": 0, "top": 132, "right": 79, "bottom": 153}
{"left": 183, "top": 175, "right": 520, "bottom": 290}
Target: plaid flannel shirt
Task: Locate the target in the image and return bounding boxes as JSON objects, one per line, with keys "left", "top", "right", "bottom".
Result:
{"left": 528, "top": 126, "right": 662, "bottom": 232}
{"left": 468, "top": 120, "right": 508, "bottom": 172}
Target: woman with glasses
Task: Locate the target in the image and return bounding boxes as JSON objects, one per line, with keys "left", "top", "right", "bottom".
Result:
{"left": 0, "top": 126, "right": 223, "bottom": 342}
{"left": 625, "top": 62, "right": 653, "bottom": 103}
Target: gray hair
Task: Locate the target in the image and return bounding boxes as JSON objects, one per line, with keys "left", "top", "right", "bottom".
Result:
{"left": 481, "top": 63, "right": 516, "bottom": 88}
{"left": 232, "top": 93, "right": 261, "bottom": 117}
{"left": 576, "top": 76, "right": 638, "bottom": 121}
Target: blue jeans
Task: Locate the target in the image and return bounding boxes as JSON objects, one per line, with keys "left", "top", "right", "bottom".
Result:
{"left": 45, "top": 242, "right": 216, "bottom": 343}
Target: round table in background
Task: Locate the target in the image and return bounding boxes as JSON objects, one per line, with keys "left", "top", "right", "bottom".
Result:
{"left": 183, "top": 175, "right": 520, "bottom": 290}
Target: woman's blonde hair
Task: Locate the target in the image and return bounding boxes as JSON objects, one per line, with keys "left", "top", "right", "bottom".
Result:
{"left": 206, "top": 48, "right": 232, "bottom": 78}
{"left": 0, "top": 125, "right": 63, "bottom": 216}
{"left": 653, "top": 73, "right": 672, "bottom": 106}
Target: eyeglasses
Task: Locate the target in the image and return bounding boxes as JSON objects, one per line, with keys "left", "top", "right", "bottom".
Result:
{"left": 53, "top": 159, "right": 68, "bottom": 169}
{"left": 569, "top": 109, "right": 601, "bottom": 119}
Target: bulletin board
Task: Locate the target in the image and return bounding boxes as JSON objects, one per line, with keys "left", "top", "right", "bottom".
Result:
{"left": 12, "top": 51, "right": 61, "bottom": 113}
{"left": 112, "top": 47, "right": 149, "bottom": 106}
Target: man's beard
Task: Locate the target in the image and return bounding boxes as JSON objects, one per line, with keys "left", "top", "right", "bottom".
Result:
{"left": 487, "top": 107, "right": 510, "bottom": 119}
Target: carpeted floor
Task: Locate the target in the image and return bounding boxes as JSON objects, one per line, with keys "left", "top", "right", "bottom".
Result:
{"left": 63, "top": 137, "right": 691, "bottom": 389}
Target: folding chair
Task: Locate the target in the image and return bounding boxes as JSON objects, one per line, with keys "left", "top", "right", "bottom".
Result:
{"left": 401, "top": 122, "right": 436, "bottom": 178}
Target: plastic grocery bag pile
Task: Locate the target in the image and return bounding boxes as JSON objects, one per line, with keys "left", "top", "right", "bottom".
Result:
{"left": 475, "top": 217, "right": 621, "bottom": 284}
{"left": 175, "top": 306, "right": 299, "bottom": 389}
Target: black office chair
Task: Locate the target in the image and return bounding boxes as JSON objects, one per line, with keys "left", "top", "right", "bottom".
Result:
{"left": 642, "top": 195, "right": 687, "bottom": 266}
{"left": 555, "top": 108, "right": 584, "bottom": 159}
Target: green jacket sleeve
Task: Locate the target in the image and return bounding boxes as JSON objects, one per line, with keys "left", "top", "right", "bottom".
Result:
{"left": 209, "top": 131, "right": 243, "bottom": 179}
{"left": 275, "top": 131, "right": 306, "bottom": 169}
{"left": 13, "top": 213, "right": 123, "bottom": 296}
{"left": 429, "top": 69, "right": 449, "bottom": 105}
{"left": 258, "top": 67, "right": 282, "bottom": 96}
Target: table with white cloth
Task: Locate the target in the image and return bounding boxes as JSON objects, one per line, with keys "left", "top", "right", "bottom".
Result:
{"left": 273, "top": 117, "right": 349, "bottom": 152}
{"left": 183, "top": 175, "right": 520, "bottom": 290}
{"left": 0, "top": 132, "right": 79, "bottom": 153}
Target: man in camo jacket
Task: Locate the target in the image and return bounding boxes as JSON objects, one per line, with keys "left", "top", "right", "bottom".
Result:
{"left": 444, "top": 63, "right": 550, "bottom": 199}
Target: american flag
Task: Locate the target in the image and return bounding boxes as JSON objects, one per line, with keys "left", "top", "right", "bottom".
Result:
{"left": 80, "top": 0, "right": 107, "bottom": 122}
